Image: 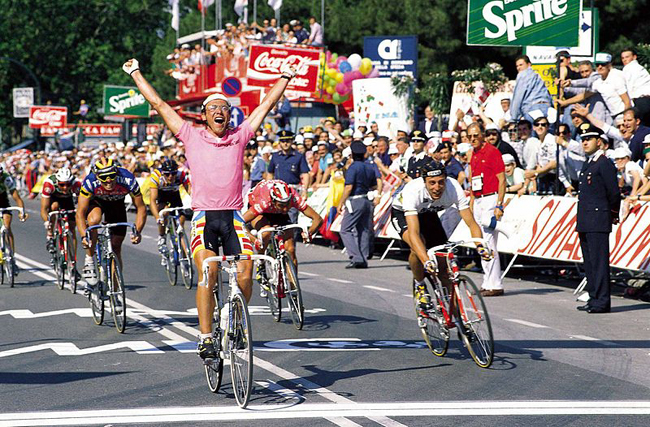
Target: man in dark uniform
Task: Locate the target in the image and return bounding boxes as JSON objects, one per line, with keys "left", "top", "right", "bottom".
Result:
{"left": 406, "top": 130, "right": 433, "bottom": 180}
{"left": 337, "top": 141, "right": 379, "bottom": 268}
{"left": 576, "top": 123, "right": 620, "bottom": 314}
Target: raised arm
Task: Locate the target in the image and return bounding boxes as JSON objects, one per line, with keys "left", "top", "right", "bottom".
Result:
{"left": 247, "top": 68, "right": 295, "bottom": 132}
{"left": 124, "top": 59, "right": 184, "bottom": 135}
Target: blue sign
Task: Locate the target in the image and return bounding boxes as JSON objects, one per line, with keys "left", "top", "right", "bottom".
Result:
{"left": 363, "top": 35, "right": 418, "bottom": 80}
{"left": 221, "top": 77, "right": 242, "bottom": 97}
{"left": 230, "top": 106, "right": 245, "bottom": 128}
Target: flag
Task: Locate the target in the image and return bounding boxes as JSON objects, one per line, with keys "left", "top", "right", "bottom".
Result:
{"left": 198, "top": 0, "right": 215, "bottom": 12}
{"left": 267, "top": 0, "right": 282, "bottom": 11}
{"left": 170, "top": 0, "right": 179, "bottom": 31}
{"left": 234, "top": 0, "right": 247, "bottom": 16}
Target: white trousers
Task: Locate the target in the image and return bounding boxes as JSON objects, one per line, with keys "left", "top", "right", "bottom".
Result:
{"left": 473, "top": 194, "right": 503, "bottom": 290}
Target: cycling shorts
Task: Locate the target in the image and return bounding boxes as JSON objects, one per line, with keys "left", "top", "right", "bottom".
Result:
{"left": 155, "top": 191, "right": 183, "bottom": 209}
{"left": 50, "top": 193, "right": 75, "bottom": 212}
{"left": 89, "top": 198, "right": 128, "bottom": 237}
{"left": 391, "top": 208, "right": 447, "bottom": 249}
{"left": 191, "top": 210, "right": 253, "bottom": 258}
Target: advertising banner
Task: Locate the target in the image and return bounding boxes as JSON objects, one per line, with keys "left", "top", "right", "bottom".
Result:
{"left": 467, "top": 0, "right": 582, "bottom": 47}
{"left": 40, "top": 123, "right": 161, "bottom": 138}
{"left": 13, "top": 87, "right": 34, "bottom": 118}
{"left": 103, "top": 85, "right": 150, "bottom": 118}
{"left": 363, "top": 35, "right": 418, "bottom": 79}
{"left": 28, "top": 106, "right": 67, "bottom": 129}
{"left": 352, "top": 77, "right": 410, "bottom": 135}
{"left": 247, "top": 44, "right": 322, "bottom": 95}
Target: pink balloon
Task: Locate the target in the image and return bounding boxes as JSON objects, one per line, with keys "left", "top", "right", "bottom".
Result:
{"left": 343, "top": 71, "right": 355, "bottom": 85}
{"left": 350, "top": 70, "right": 363, "bottom": 81}
{"left": 338, "top": 56, "right": 348, "bottom": 63}
{"left": 366, "top": 67, "right": 380, "bottom": 78}
{"left": 335, "top": 57, "right": 344, "bottom": 67}
{"left": 336, "top": 82, "right": 350, "bottom": 95}
{"left": 326, "top": 51, "right": 332, "bottom": 62}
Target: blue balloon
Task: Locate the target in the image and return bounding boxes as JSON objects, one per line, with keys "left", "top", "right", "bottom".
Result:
{"left": 339, "top": 61, "right": 352, "bottom": 73}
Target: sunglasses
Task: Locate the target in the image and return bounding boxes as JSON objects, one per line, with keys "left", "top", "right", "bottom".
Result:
{"left": 534, "top": 122, "right": 549, "bottom": 127}
{"left": 205, "top": 104, "right": 230, "bottom": 112}
{"left": 163, "top": 172, "right": 175, "bottom": 176}
{"left": 560, "top": 130, "right": 570, "bottom": 135}
{"left": 97, "top": 173, "right": 117, "bottom": 182}
{"left": 486, "top": 131, "right": 499, "bottom": 136}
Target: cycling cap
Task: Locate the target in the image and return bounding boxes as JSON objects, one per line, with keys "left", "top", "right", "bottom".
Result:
{"left": 55, "top": 167, "right": 73, "bottom": 183}
{"left": 160, "top": 158, "right": 178, "bottom": 173}
{"left": 202, "top": 93, "right": 231, "bottom": 108}
{"left": 270, "top": 181, "right": 292, "bottom": 203}
{"left": 421, "top": 161, "right": 446, "bottom": 178}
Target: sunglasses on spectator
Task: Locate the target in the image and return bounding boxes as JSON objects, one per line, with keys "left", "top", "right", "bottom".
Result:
{"left": 205, "top": 104, "right": 230, "bottom": 112}
{"left": 485, "top": 130, "right": 499, "bottom": 136}
{"left": 372, "top": 144, "right": 378, "bottom": 148}
{"left": 534, "top": 122, "right": 549, "bottom": 127}
{"left": 560, "top": 130, "right": 570, "bottom": 135}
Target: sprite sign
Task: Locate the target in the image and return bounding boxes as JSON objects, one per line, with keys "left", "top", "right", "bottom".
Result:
{"left": 467, "top": 0, "right": 581, "bottom": 47}
{"left": 103, "top": 85, "right": 150, "bottom": 118}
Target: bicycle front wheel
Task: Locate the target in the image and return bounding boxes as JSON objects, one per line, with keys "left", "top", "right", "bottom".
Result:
{"left": 230, "top": 293, "right": 253, "bottom": 408}
{"left": 109, "top": 257, "right": 127, "bottom": 333}
{"left": 66, "top": 233, "right": 77, "bottom": 294}
{"left": 456, "top": 275, "right": 494, "bottom": 368}
{"left": 284, "top": 256, "right": 304, "bottom": 330}
{"left": 4, "top": 233, "right": 14, "bottom": 288}
{"left": 264, "top": 248, "right": 281, "bottom": 322}
{"left": 414, "top": 278, "right": 450, "bottom": 357}
{"left": 164, "top": 230, "right": 177, "bottom": 286}
{"left": 54, "top": 233, "right": 65, "bottom": 290}
{"left": 89, "top": 265, "right": 104, "bottom": 325}
{"left": 178, "top": 230, "right": 193, "bottom": 290}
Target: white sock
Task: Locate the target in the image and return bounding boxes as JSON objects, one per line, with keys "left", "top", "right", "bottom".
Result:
{"left": 84, "top": 255, "right": 93, "bottom": 264}
{"left": 199, "top": 333, "right": 211, "bottom": 341}
{"left": 220, "top": 309, "right": 228, "bottom": 331}
{"left": 414, "top": 280, "right": 425, "bottom": 288}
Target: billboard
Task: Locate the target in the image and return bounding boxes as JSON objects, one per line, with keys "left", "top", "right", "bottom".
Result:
{"left": 13, "top": 88, "right": 34, "bottom": 118}
{"left": 363, "top": 36, "right": 418, "bottom": 79}
{"left": 247, "top": 44, "right": 322, "bottom": 96}
{"left": 467, "top": 0, "right": 582, "bottom": 47}
{"left": 29, "top": 106, "right": 67, "bottom": 129}
{"left": 352, "top": 78, "right": 410, "bottom": 135}
{"left": 103, "top": 85, "right": 150, "bottom": 118}
{"left": 39, "top": 123, "right": 162, "bottom": 138}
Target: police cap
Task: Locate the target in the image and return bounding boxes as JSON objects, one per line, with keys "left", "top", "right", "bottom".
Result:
{"left": 410, "top": 130, "right": 426, "bottom": 143}
{"left": 578, "top": 123, "right": 603, "bottom": 139}
{"left": 350, "top": 141, "right": 367, "bottom": 155}
{"left": 278, "top": 130, "right": 295, "bottom": 141}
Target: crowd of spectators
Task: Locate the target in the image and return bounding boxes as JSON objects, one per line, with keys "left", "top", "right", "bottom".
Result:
{"left": 166, "top": 17, "right": 323, "bottom": 81}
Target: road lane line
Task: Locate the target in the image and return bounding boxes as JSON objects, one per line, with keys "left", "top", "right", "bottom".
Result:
{"left": 504, "top": 319, "right": 549, "bottom": 329}
{"left": 327, "top": 278, "right": 353, "bottom": 284}
{"left": 570, "top": 335, "right": 622, "bottom": 347}
{"left": 300, "top": 271, "right": 320, "bottom": 277}
{"left": 255, "top": 380, "right": 304, "bottom": 401}
{"left": 364, "top": 285, "right": 396, "bottom": 293}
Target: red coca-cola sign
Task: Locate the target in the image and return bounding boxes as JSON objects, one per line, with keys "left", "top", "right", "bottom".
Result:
{"left": 29, "top": 106, "right": 68, "bottom": 129}
{"left": 247, "top": 44, "right": 322, "bottom": 95}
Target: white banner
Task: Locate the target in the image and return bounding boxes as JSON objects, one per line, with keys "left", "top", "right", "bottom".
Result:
{"left": 13, "top": 87, "right": 34, "bottom": 118}
{"left": 352, "top": 77, "right": 410, "bottom": 134}
{"left": 448, "top": 81, "right": 516, "bottom": 129}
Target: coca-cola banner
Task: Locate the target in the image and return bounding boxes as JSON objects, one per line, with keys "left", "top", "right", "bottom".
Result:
{"left": 29, "top": 106, "right": 68, "bottom": 129}
{"left": 247, "top": 44, "right": 322, "bottom": 95}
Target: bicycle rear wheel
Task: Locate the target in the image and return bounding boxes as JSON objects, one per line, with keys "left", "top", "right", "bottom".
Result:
{"left": 414, "top": 278, "right": 450, "bottom": 357}
{"left": 264, "top": 248, "right": 281, "bottom": 322}
{"left": 54, "top": 233, "right": 65, "bottom": 290}
{"left": 65, "top": 233, "right": 77, "bottom": 294}
{"left": 4, "top": 233, "right": 14, "bottom": 288}
{"left": 90, "top": 265, "right": 105, "bottom": 325}
{"left": 230, "top": 293, "right": 253, "bottom": 408}
{"left": 109, "top": 257, "right": 127, "bottom": 333}
{"left": 178, "top": 230, "right": 193, "bottom": 290}
{"left": 205, "top": 300, "right": 224, "bottom": 393}
{"left": 284, "top": 256, "right": 304, "bottom": 330}
{"left": 456, "top": 275, "right": 494, "bottom": 368}
{"left": 164, "top": 230, "right": 177, "bottom": 286}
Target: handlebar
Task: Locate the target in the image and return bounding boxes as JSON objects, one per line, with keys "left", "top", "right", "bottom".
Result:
{"left": 427, "top": 238, "right": 489, "bottom": 259}
{"left": 159, "top": 207, "right": 189, "bottom": 216}
{"left": 253, "top": 224, "right": 308, "bottom": 236}
{"left": 48, "top": 209, "right": 76, "bottom": 219}
{"left": 0, "top": 207, "right": 24, "bottom": 215}
{"left": 85, "top": 222, "right": 137, "bottom": 239}
{"left": 201, "top": 254, "right": 277, "bottom": 271}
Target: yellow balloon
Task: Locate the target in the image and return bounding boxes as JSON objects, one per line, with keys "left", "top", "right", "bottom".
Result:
{"left": 360, "top": 58, "right": 373, "bottom": 75}
{"left": 336, "top": 72, "right": 344, "bottom": 83}
{"left": 326, "top": 85, "right": 335, "bottom": 94}
{"left": 328, "top": 68, "right": 337, "bottom": 78}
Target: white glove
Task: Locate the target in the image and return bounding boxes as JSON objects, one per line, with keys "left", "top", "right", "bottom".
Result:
{"left": 123, "top": 58, "right": 140, "bottom": 76}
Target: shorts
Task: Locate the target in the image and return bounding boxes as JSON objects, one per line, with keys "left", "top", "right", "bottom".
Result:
{"left": 191, "top": 210, "right": 253, "bottom": 258}
{"left": 50, "top": 194, "right": 75, "bottom": 212}
{"left": 156, "top": 190, "right": 183, "bottom": 209}
{"left": 89, "top": 198, "right": 128, "bottom": 237}
{"left": 0, "top": 193, "right": 10, "bottom": 211}
{"left": 259, "top": 213, "right": 291, "bottom": 227}
{"left": 391, "top": 208, "right": 447, "bottom": 249}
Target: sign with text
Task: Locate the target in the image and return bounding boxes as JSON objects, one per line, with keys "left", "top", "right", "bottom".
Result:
{"left": 103, "top": 85, "right": 150, "bottom": 118}
{"left": 363, "top": 35, "right": 418, "bottom": 79}
{"left": 247, "top": 44, "right": 322, "bottom": 96}
{"left": 40, "top": 123, "right": 161, "bottom": 138}
{"left": 29, "top": 106, "right": 67, "bottom": 129}
{"left": 13, "top": 87, "right": 34, "bottom": 118}
{"left": 467, "top": 0, "right": 582, "bottom": 47}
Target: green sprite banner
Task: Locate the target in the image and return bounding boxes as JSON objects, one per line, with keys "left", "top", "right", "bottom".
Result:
{"left": 467, "top": 0, "right": 581, "bottom": 47}
{"left": 103, "top": 85, "right": 150, "bottom": 118}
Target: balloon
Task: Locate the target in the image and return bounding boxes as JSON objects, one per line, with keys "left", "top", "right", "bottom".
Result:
{"left": 326, "top": 68, "right": 335, "bottom": 78}
{"left": 360, "top": 57, "right": 373, "bottom": 75}
{"left": 366, "top": 67, "right": 380, "bottom": 78}
{"left": 343, "top": 71, "right": 355, "bottom": 85}
{"left": 326, "top": 85, "right": 335, "bottom": 95}
{"left": 336, "top": 82, "right": 349, "bottom": 95}
{"left": 339, "top": 61, "right": 352, "bottom": 73}
{"left": 348, "top": 53, "right": 362, "bottom": 70}
{"left": 350, "top": 70, "right": 363, "bottom": 81}
{"left": 339, "top": 56, "right": 348, "bottom": 63}
{"left": 331, "top": 53, "right": 338, "bottom": 62}
{"left": 326, "top": 51, "right": 332, "bottom": 62}
{"left": 335, "top": 72, "right": 344, "bottom": 83}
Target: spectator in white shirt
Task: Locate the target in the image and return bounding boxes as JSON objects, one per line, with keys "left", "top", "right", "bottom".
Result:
{"left": 613, "top": 146, "right": 646, "bottom": 196}
{"left": 621, "top": 48, "right": 650, "bottom": 125}
{"left": 524, "top": 117, "right": 557, "bottom": 194}
{"left": 503, "top": 154, "right": 525, "bottom": 193}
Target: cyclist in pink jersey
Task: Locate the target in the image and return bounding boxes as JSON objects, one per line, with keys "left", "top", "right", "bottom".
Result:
{"left": 124, "top": 58, "right": 296, "bottom": 361}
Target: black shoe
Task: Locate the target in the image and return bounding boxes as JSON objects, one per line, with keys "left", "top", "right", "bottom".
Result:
{"left": 198, "top": 337, "right": 217, "bottom": 360}
{"left": 576, "top": 304, "right": 591, "bottom": 312}
{"left": 345, "top": 261, "right": 368, "bottom": 269}
{"left": 587, "top": 306, "right": 610, "bottom": 314}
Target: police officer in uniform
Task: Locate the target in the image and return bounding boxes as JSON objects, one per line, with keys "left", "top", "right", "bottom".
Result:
{"left": 576, "top": 123, "right": 620, "bottom": 314}
{"left": 337, "top": 141, "right": 379, "bottom": 268}
{"left": 406, "top": 130, "right": 433, "bottom": 180}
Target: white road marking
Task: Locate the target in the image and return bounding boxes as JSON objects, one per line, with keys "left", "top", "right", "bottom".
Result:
{"left": 570, "top": 335, "right": 622, "bottom": 347}
{"left": 0, "top": 341, "right": 164, "bottom": 358}
{"left": 402, "top": 294, "right": 412, "bottom": 298}
{"left": 504, "top": 318, "right": 549, "bottom": 329}
{"left": 255, "top": 379, "right": 304, "bottom": 401}
{"left": 327, "top": 278, "right": 353, "bottom": 284}
{"left": 257, "top": 338, "right": 380, "bottom": 352}
{"left": 5, "top": 401, "right": 650, "bottom": 426}
{"left": 0, "top": 308, "right": 93, "bottom": 319}
{"left": 364, "top": 285, "right": 396, "bottom": 293}
{"left": 300, "top": 271, "right": 320, "bottom": 277}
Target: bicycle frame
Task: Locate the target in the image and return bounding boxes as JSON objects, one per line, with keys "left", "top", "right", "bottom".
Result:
{"left": 257, "top": 224, "right": 307, "bottom": 288}
{"left": 0, "top": 207, "right": 24, "bottom": 286}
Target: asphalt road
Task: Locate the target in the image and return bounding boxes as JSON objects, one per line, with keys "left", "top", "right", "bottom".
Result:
{"left": 1, "top": 199, "right": 650, "bottom": 426}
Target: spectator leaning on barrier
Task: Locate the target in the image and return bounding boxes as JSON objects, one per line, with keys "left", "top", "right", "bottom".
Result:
{"left": 503, "top": 154, "right": 525, "bottom": 194}
{"left": 510, "top": 55, "right": 554, "bottom": 123}
{"left": 556, "top": 123, "right": 586, "bottom": 196}
{"left": 524, "top": 117, "right": 557, "bottom": 195}
{"left": 621, "top": 48, "right": 650, "bottom": 125}
{"left": 613, "top": 146, "right": 646, "bottom": 197}
{"left": 575, "top": 123, "right": 620, "bottom": 314}
{"left": 468, "top": 123, "right": 506, "bottom": 296}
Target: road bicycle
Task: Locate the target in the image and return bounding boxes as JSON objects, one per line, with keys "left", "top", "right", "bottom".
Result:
{"left": 158, "top": 207, "right": 193, "bottom": 289}
{"left": 415, "top": 238, "right": 495, "bottom": 368}
{"left": 255, "top": 224, "right": 306, "bottom": 330}
{"left": 85, "top": 222, "right": 136, "bottom": 333}
{"left": 0, "top": 207, "right": 24, "bottom": 287}
{"left": 48, "top": 209, "right": 78, "bottom": 293}
{"left": 202, "top": 253, "right": 276, "bottom": 408}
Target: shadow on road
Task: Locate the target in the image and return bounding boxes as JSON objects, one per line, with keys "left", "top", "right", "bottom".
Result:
{"left": 0, "top": 371, "right": 130, "bottom": 385}
{"left": 301, "top": 315, "right": 377, "bottom": 331}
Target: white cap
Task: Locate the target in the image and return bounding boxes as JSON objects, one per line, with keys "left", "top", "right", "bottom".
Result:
{"left": 485, "top": 123, "right": 499, "bottom": 131}
{"left": 295, "top": 134, "right": 305, "bottom": 145}
{"left": 303, "top": 132, "right": 314, "bottom": 140}
{"left": 146, "top": 135, "right": 154, "bottom": 140}
{"left": 261, "top": 146, "right": 273, "bottom": 155}
{"left": 202, "top": 93, "right": 230, "bottom": 108}
{"left": 502, "top": 154, "right": 516, "bottom": 164}
{"left": 613, "top": 146, "right": 632, "bottom": 159}
{"left": 312, "top": 146, "right": 318, "bottom": 152}
{"left": 342, "top": 147, "right": 352, "bottom": 158}
{"left": 594, "top": 52, "right": 612, "bottom": 64}
{"left": 256, "top": 135, "right": 266, "bottom": 142}
{"left": 317, "top": 140, "right": 327, "bottom": 146}
{"left": 163, "top": 140, "right": 175, "bottom": 148}
{"left": 352, "top": 130, "right": 364, "bottom": 139}
{"left": 388, "top": 144, "right": 399, "bottom": 155}
{"left": 457, "top": 142, "right": 472, "bottom": 154}
{"left": 427, "top": 131, "right": 442, "bottom": 139}
{"left": 643, "top": 134, "right": 650, "bottom": 144}
{"left": 363, "top": 137, "right": 374, "bottom": 146}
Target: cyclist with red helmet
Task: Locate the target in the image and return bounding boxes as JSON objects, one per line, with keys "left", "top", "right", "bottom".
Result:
{"left": 40, "top": 167, "right": 81, "bottom": 255}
